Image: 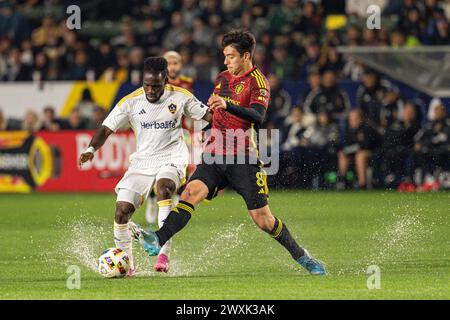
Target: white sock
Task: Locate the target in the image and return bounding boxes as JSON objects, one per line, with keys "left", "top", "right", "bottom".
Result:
{"left": 157, "top": 199, "right": 172, "bottom": 257}
{"left": 145, "top": 194, "right": 158, "bottom": 225}
{"left": 114, "top": 222, "right": 135, "bottom": 270}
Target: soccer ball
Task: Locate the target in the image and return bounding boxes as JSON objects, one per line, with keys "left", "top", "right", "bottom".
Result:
{"left": 98, "top": 248, "right": 130, "bottom": 278}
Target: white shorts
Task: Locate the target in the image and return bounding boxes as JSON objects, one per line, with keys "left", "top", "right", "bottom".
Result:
{"left": 115, "top": 164, "right": 185, "bottom": 209}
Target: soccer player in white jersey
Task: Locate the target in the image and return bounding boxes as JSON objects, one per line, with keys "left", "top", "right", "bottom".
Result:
{"left": 78, "top": 57, "right": 211, "bottom": 276}
{"left": 144, "top": 50, "right": 196, "bottom": 228}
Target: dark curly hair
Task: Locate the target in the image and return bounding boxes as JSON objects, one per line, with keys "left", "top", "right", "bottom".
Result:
{"left": 222, "top": 30, "right": 256, "bottom": 57}
{"left": 143, "top": 57, "right": 168, "bottom": 76}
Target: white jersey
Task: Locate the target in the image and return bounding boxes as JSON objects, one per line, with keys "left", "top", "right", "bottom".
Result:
{"left": 103, "top": 84, "right": 207, "bottom": 174}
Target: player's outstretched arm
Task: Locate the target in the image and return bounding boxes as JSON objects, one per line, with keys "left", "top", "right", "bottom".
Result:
{"left": 208, "top": 95, "right": 266, "bottom": 124}
{"left": 78, "top": 125, "right": 114, "bottom": 167}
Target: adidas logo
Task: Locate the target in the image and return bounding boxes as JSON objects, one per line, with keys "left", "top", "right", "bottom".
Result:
{"left": 139, "top": 109, "right": 146, "bottom": 115}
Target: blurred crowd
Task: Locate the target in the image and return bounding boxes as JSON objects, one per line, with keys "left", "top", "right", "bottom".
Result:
{"left": 274, "top": 75, "right": 450, "bottom": 191}
{"left": 0, "top": 0, "right": 449, "bottom": 191}
{"left": 1, "top": 0, "right": 449, "bottom": 83}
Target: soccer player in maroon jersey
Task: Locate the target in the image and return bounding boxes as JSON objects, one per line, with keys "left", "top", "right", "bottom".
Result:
{"left": 134, "top": 30, "right": 326, "bottom": 275}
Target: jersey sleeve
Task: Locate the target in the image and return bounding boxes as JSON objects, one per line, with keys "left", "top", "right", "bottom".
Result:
{"left": 250, "top": 71, "right": 270, "bottom": 108}
{"left": 183, "top": 95, "right": 208, "bottom": 121}
{"left": 102, "top": 101, "right": 130, "bottom": 132}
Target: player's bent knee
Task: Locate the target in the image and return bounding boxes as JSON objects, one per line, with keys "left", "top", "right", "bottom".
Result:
{"left": 180, "top": 180, "right": 208, "bottom": 205}
{"left": 248, "top": 206, "right": 274, "bottom": 232}
{"left": 115, "top": 201, "right": 135, "bottom": 224}
{"left": 156, "top": 179, "right": 176, "bottom": 200}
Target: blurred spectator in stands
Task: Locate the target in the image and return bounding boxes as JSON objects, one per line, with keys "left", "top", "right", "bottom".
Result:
{"left": 177, "top": 29, "right": 199, "bottom": 57}
{"left": 140, "top": 18, "right": 162, "bottom": 56}
{"left": 61, "top": 108, "right": 89, "bottom": 130}
{"left": 297, "top": 67, "right": 321, "bottom": 106}
{"left": 323, "top": 29, "right": 343, "bottom": 48}
{"left": 143, "top": 0, "right": 170, "bottom": 28}
{"left": 268, "top": 0, "right": 302, "bottom": 34}
{"left": 192, "top": 17, "right": 215, "bottom": 48}
{"left": 22, "top": 110, "right": 40, "bottom": 133}
{"left": 20, "top": 39, "right": 33, "bottom": 68}
{"left": 377, "top": 102, "right": 420, "bottom": 188}
{"left": 361, "top": 28, "right": 380, "bottom": 46}
{"left": 281, "top": 107, "right": 310, "bottom": 151}
{"left": 87, "top": 106, "right": 107, "bottom": 130}
{"left": 265, "top": 73, "right": 292, "bottom": 129}
{"left": 179, "top": 47, "right": 197, "bottom": 80}
{"left": 0, "top": 3, "right": 31, "bottom": 45}
{"left": 380, "top": 84, "right": 404, "bottom": 130}
{"left": 346, "top": 24, "right": 361, "bottom": 46}
{"left": 0, "top": 38, "right": 10, "bottom": 79}
{"left": 293, "top": 1, "right": 322, "bottom": 37}
{"left": 397, "top": 0, "right": 425, "bottom": 21}
{"left": 112, "top": 51, "right": 130, "bottom": 83}
{"left": 253, "top": 46, "right": 270, "bottom": 76}
{"left": 64, "top": 50, "right": 90, "bottom": 80}
{"left": 76, "top": 88, "right": 98, "bottom": 119}
{"left": 424, "top": 0, "right": 446, "bottom": 23}
{"left": 399, "top": 6, "right": 424, "bottom": 42}
{"left": 306, "top": 110, "right": 340, "bottom": 185}
{"left": 308, "top": 111, "right": 340, "bottom": 155}
{"left": 390, "top": 29, "right": 407, "bottom": 46}
{"left": 111, "top": 19, "right": 137, "bottom": 49}
{"left": 337, "top": 109, "right": 381, "bottom": 189}
{"left": 207, "top": 13, "right": 223, "bottom": 34}
{"left": 32, "top": 52, "right": 49, "bottom": 81}
{"left": 356, "top": 69, "right": 388, "bottom": 131}
{"left": 31, "top": 15, "right": 59, "bottom": 47}
{"left": 181, "top": 0, "right": 201, "bottom": 28}
{"left": 342, "top": 24, "right": 364, "bottom": 80}
{"left": 95, "top": 41, "right": 116, "bottom": 81}
{"left": 427, "top": 12, "right": 450, "bottom": 44}
{"left": 271, "top": 45, "right": 295, "bottom": 80}
{"left": 3, "top": 47, "right": 32, "bottom": 81}
{"left": 427, "top": 97, "right": 445, "bottom": 120}
{"left": 298, "top": 40, "right": 320, "bottom": 79}
{"left": 192, "top": 47, "right": 216, "bottom": 81}
{"left": 303, "top": 69, "right": 351, "bottom": 122}
{"left": 127, "top": 47, "right": 144, "bottom": 85}
{"left": 163, "top": 11, "right": 187, "bottom": 50}
{"left": 40, "top": 106, "right": 62, "bottom": 132}
{"left": 0, "top": 108, "right": 20, "bottom": 130}
{"left": 200, "top": 0, "right": 224, "bottom": 22}
{"left": 58, "top": 30, "right": 78, "bottom": 76}
{"left": 413, "top": 103, "right": 450, "bottom": 190}
{"left": 319, "top": 47, "right": 344, "bottom": 76}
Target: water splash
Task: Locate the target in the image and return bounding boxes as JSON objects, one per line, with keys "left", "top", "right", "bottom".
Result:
{"left": 136, "top": 223, "right": 249, "bottom": 277}
{"left": 52, "top": 216, "right": 249, "bottom": 278}
{"left": 357, "top": 204, "right": 435, "bottom": 274}
{"left": 53, "top": 216, "right": 110, "bottom": 273}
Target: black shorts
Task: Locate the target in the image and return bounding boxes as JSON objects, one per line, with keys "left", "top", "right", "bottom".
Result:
{"left": 189, "top": 157, "right": 269, "bottom": 210}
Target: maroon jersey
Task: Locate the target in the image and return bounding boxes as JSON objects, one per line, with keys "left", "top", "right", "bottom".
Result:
{"left": 205, "top": 66, "right": 270, "bottom": 157}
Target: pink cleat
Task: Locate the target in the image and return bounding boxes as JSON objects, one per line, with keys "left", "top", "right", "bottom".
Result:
{"left": 154, "top": 253, "right": 170, "bottom": 273}
{"left": 126, "top": 268, "right": 136, "bottom": 277}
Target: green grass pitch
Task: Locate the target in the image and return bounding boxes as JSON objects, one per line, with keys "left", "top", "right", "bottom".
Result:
{"left": 0, "top": 191, "right": 448, "bottom": 299}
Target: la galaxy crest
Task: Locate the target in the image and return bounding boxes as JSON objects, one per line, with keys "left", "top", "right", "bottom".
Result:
{"left": 168, "top": 103, "right": 177, "bottom": 114}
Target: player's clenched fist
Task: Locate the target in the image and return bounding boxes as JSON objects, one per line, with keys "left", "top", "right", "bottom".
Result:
{"left": 78, "top": 147, "right": 95, "bottom": 168}
{"left": 208, "top": 95, "right": 226, "bottom": 111}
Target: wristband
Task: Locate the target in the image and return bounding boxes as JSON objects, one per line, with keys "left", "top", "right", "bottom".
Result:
{"left": 85, "top": 146, "right": 95, "bottom": 154}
